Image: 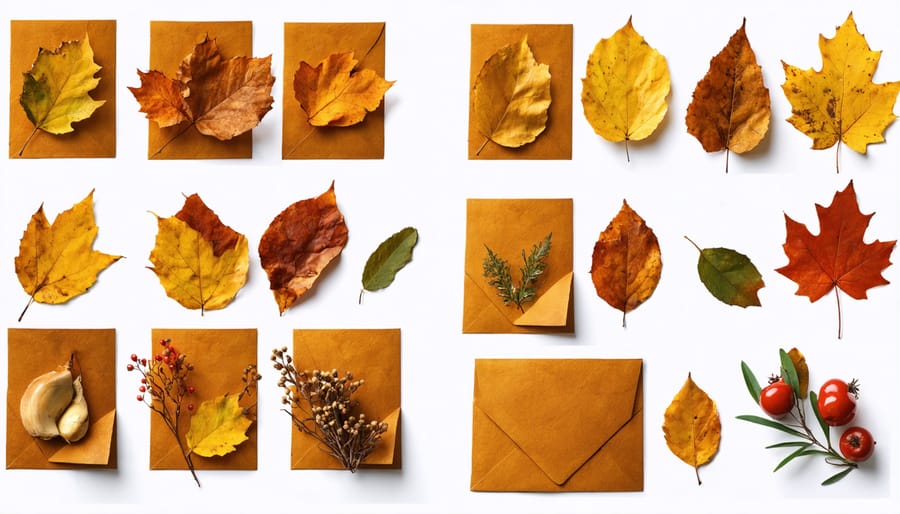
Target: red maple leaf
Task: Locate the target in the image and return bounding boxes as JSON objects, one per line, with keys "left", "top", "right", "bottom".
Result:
{"left": 776, "top": 180, "right": 895, "bottom": 338}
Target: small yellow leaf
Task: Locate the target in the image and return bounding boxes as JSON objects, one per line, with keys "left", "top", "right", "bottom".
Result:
{"left": 186, "top": 394, "right": 253, "bottom": 458}
{"left": 663, "top": 373, "right": 721, "bottom": 485}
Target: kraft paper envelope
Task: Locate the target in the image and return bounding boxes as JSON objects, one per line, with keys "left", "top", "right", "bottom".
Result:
{"left": 463, "top": 198, "right": 574, "bottom": 333}
{"left": 283, "top": 22, "right": 388, "bottom": 159}
{"left": 149, "top": 328, "right": 257, "bottom": 470}
{"left": 146, "top": 21, "right": 254, "bottom": 159}
{"left": 291, "top": 329, "right": 401, "bottom": 469}
{"left": 9, "top": 20, "right": 116, "bottom": 158}
{"left": 468, "top": 24, "right": 572, "bottom": 160}
{"left": 471, "top": 359, "right": 643, "bottom": 492}
{"left": 6, "top": 329, "right": 117, "bottom": 469}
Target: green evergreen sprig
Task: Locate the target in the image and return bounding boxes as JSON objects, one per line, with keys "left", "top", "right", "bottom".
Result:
{"left": 482, "top": 233, "right": 552, "bottom": 312}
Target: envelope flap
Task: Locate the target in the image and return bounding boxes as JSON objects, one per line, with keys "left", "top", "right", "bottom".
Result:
{"left": 49, "top": 409, "right": 115, "bottom": 464}
{"left": 474, "top": 359, "right": 642, "bottom": 485}
{"left": 514, "top": 271, "right": 572, "bottom": 326}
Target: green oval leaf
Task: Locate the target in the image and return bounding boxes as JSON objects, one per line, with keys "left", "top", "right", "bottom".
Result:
{"left": 686, "top": 237, "right": 764, "bottom": 307}
{"left": 186, "top": 394, "right": 253, "bottom": 458}
{"left": 821, "top": 467, "right": 854, "bottom": 485}
{"left": 361, "top": 227, "right": 419, "bottom": 295}
{"left": 741, "top": 360, "right": 762, "bottom": 404}
{"left": 779, "top": 348, "right": 801, "bottom": 398}
{"left": 809, "top": 391, "right": 831, "bottom": 442}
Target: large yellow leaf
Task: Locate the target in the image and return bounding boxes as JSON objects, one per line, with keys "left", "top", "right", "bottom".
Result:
{"left": 581, "top": 17, "right": 670, "bottom": 160}
{"left": 148, "top": 194, "right": 249, "bottom": 314}
{"left": 18, "top": 35, "right": 106, "bottom": 156}
{"left": 472, "top": 36, "right": 551, "bottom": 155}
{"left": 663, "top": 373, "right": 721, "bottom": 485}
{"left": 14, "top": 190, "right": 121, "bottom": 321}
{"left": 782, "top": 13, "right": 900, "bottom": 172}
{"left": 186, "top": 394, "right": 253, "bottom": 458}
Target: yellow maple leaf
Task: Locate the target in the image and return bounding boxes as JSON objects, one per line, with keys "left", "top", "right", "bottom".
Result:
{"left": 148, "top": 194, "right": 249, "bottom": 314}
{"left": 186, "top": 394, "right": 253, "bottom": 458}
{"left": 581, "top": 17, "right": 670, "bottom": 161}
{"left": 18, "top": 35, "right": 106, "bottom": 156}
{"left": 14, "top": 190, "right": 121, "bottom": 321}
{"left": 471, "top": 35, "right": 552, "bottom": 155}
{"left": 782, "top": 12, "right": 900, "bottom": 172}
{"left": 663, "top": 373, "right": 721, "bottom": 485}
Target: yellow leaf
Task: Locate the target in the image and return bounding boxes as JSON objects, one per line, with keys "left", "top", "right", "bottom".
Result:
{"left": 186, "top": 395, "right": 253, "bottom": 458}
{"left": 18, "top": 35, "right": 106, "bottom": 156}
{"left": 782, "top": 12, "right": 900, "bottom": 172}
{"left": 148, "top": 194, "right": 249, "bottom": 314}
{"left": 581, "top": 17, "right": 670, "bottom": 160}
{"left": 663, "top": 373, "right": 721, "bottom": 485}
{"left": 472, "top": 36, "right": 552, "bottom": 155}
{"left": 788, "top": 348, "right": 809, "bottom": 399}
{"left": 14, "top": 190, "right": 121, "bottom": 321}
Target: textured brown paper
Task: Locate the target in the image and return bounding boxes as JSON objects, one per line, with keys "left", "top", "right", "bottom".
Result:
{"left": 283, "top": 22, "right": 388, "bottom": 159}
{"left": 290, "top": 329, "right": 401, "bottom": 469}
{"left": 146, "top": 21, "right": 254, "bottom": 159}
{"left": 6, "top": 328, "right": 116, "bottom": 469}
{"left": 471, "top": 359, "right": 643, "bottom": 492}
{"left": 468, "top": 24, "right": 572, "bottom": 160}
{"left": 149, "top": 328, "right": 257, "bottom": 471}
{"left": 8, "top": 20, "right": 116, "bottom": 158}
{"left": 463, "top": 198, "right": 574, "bottom": 333}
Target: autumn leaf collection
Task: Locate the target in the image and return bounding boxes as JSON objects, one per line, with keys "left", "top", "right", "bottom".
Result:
{"left": 2, "top": 7, "right": 898, "bottom": 501}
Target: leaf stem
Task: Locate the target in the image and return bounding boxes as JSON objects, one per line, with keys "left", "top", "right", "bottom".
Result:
{"left": 150, "top": 122, "right": 195, "bottom": 158}
{"left": 624, "top": 138, "right": 631, "bottom": 163}
{"left": 475, "top": 137, "right": 490, "bottom": 156}
{"left": 286, "top": 125, "right": 317, "bottom": 157}
{"left": 835, "top": 141, "right": 841, "bottom": 174}
{"left": 724, "top": 148, "right": 730, "bottom": 174}
{"left": 684, "top": 235, "right": 702, "bottom": 253}
{"left": 835, "top": 287, "right": 843, "bottom": 340}
{"left": 18, "top": 127, "right": 40, "bottom": 157}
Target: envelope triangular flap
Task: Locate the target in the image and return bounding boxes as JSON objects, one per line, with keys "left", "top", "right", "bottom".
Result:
{"left": 475, "top": 358, "right": 641, "bottom": 485}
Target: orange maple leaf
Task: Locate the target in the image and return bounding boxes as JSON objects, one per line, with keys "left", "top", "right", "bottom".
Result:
{"left": 776, "top": 181, "right": 895, "bottom": 338}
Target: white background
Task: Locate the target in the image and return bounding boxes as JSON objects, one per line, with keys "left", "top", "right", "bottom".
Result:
{"left": 1, "top": 0, "right": 898, "bottom": 512}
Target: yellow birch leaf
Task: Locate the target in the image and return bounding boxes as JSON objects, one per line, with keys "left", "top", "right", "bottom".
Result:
{"left": 14, "top": 190, "right": 121, "bottom": 321}
{"left": 581, "top": 17, "right": 670, "bottom": 160}
{"left": 782, "top": 12, "right": 900, "bottom": 172}
{"left": 186, "top": 394, "right": 253, "bottom": 458}
{"left": 472, "top": 36, "right": 552, "bottom": 154}
{"left": 663, "top": 373, "right": 721, "bottom": 485}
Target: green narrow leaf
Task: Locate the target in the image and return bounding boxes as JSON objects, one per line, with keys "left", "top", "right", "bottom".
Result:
{"left": 773, "top": 445, "right": 813, "bottom": 472}
{"left": 809, "top": 391, "right": 831, "bottom": 442}
{"left": 736, "top": 414, "right": 806, "bottom": 438}
{"left": 688, "top": 238, "right": 764, "bottom": 307}
{"left": 741, "top": 361, "right": 762, "bottom": 403}
{"left": 361, "top": 227, "right": 419, "bottom": 296}
{"left": 779, "top": 348, "right": 800, "bottom": 397}
{"left": 766, "top": 441, "right": 811, "bottom": 449}
{"left": 821, "top": 467, "right": 854, "bottom": 486}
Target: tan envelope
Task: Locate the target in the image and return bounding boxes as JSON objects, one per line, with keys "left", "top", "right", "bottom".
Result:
{"left": 471, "top": 359, "right": 643, "bottom": 492}
{"left": 468, "top": 24, "right": 573, "bottom": 160}
{"left": 6, "top": 328, "right": 116, "bottom": 469}
{"left": 9, "top": 20, "right": 116, "bottom": 158}
{"left": 149, "top": 328, "right": 257, "bottom": 471}
{"left": 463, "top": 198, "right": 574, "bottom": 333}
{"left": 145, "top": 21, "right": 254, "bottom": 159}
{"left": 282, "top": 22, "right": 388, "bottom": 159}
{"left": 290, "top": 329, "right": 400, "bottom": 469}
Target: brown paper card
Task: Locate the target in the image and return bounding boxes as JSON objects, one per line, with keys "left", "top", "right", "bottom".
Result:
{"left": 6, "top": 328, "right": 117, "bottom": 469}
{"left": 9, "top": 20, "right": 116, "bottom": 158}
{"left": 290, "top": 329, "right": 401, "bottom": 469}
{"left": 468, "top": 24, "right": 572, "bottom": 160}
{"left": 463, "top": 198, "right": 574, "bottom": 333}
{"left": 146, "top": 21, "right": 254, "bottom": 159}
{"left": 471, "top": 359, "right": 643, "bottom": 492}
{"left": 149, "top": 328, "right": 257, "bottom": 471}
{"left": 282, "top": 22, "right": 388, "bottom": 159}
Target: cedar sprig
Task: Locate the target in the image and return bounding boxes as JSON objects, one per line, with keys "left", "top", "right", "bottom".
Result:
{"left": 272, "top": 347, "right": 388, "bottom": 472}
{"left": 482, "top": 232, "right": 552, "bottom": 311}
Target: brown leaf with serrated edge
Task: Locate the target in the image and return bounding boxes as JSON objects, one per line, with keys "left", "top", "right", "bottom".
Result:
{"left": 258, "top": 182, "right": 348, "bottom": 315}
{"left": 663, "top": 373, "right": 721, "bottom": 485}
{"left": 685, "top": 19, "right": 770, "bottom": 173}
{"left": 590, "top": 200, "right": 661, "bottom": 326}
{"left": 294, "top": 52, "right": 393, "bottom": 127}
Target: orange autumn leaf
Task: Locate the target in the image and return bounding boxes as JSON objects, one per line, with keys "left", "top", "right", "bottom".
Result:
{"left": 776, "top": 181, "right": 895, "bottom": 338}
{"left": 663, "top": 373, "right": 721, "bottom": 486}
{"left": 686, "top": 19, "right": 770, "bottom": 173}
{"left": 258, "top": 182, "right": 348, "bottom": 315}
{"left": 590, "top": 200, "right": 661, "bottom": 326}
{"left": 294, "top": 52, "right": 394, "bottom": 127}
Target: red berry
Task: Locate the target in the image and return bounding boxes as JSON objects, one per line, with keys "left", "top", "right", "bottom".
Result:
{"left": 140, "top": 358, "right": 147, "bottom": 366}
{"left": 839, "top": 426, "right": 875, "bottom": 462}
{"left": 130, "top": 353, "right": 138, "bottom": 362}
{"left": 136, "top": 394, "right": 144, "bottom": 401}
{"left": 126, "top": 363, "right": 135, "bottom": 371}
{"left": 141, "top": 378, "right": 147, "bottom": 384}
{"left": 160, "top": 339, "right": 168, "bottom": 347}
{"left": 188, "top": 386, "right": 195, "bottom": 394}
{"left": 139, "top": 386, "right": 146, "bottom": 392}
{"left": 155, "top": 355, "right": 163, "bottom": 361}
{"left": 760, "top": 380, "right": 795, "bottom": 419}
{"left": 188, "top": 403, "right": 194, "bottom": 411}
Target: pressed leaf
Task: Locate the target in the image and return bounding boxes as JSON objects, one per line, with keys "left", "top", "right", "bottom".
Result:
{"left": 14, "top": 190, "right": 121, "bottom": 321}
{"left": 788, "top": 348, "right": 809, "bottom": 399}
{"left": 782, "top": 12, "right": 900, "bottom": 172}
{"left": 360, "top": 227, "right": 418, "bottom": 300}
{"left": 741, "top": 360, "right": 762, "bottom": 403}
{"left": 590, "top": 200, "right": 661, "bottom": 326}
{"left": 186, "top": 394, "right": 253, "bottom": 458}
{"left": 663, "top": 373, "right": 721, "bottom": 485}
{"left": 685, "top": 19, "right": 770, "bottom": 172}
{"left": 776, "top": 180, "right": 895, "bottom": 338}
{"left": 472, "top": 36, "right": 551, "bottom": 154}
{"left": 258, "top": 182, "right": 348, "bottom": 315}
{"left": 18, "top": 35, "right": 106, "bottom": 156}
{"left": 148, "top": 194, "right": 249, "bottom": 314}
{"left": 294, "top": 52, "right": 394, "bottom": 127}
{"left": 581, "top": 16, "right": 670, "bottom": 160}
{"left": 686, "top": 236, "right": 764, "bottom": 307}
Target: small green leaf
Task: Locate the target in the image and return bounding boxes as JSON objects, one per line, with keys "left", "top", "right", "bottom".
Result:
{"left": 766, "top": 441, "right": 811, "bottom": 449}
{"left": 186, "top": 394, "right": 253, "bottom": 457}
{"left": 736, "top": 414, "right": 806, "bottom": 438}
{"left": 361, "top": 227, "right": 419, "bottom": 299}
{"left": 741, "top": 360, "right": 762, "bottom": 403}
{"left": 779, "top": 348, "right": 800, "bottom": 397}
{"left": 773, "top": 445, "right": 812, "bottom": 471}
{"left": 686, "top": 237, "right": 764, "bottom": 307}
{"left": 809, "top": 391, "right": 831, "bottom": 442}
{"left": 821, "top": 467, "right": 854, "bottom": 485}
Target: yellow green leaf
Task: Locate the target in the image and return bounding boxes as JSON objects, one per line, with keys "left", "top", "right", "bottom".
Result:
{"left": 663, "top": 373, "right": 721, "bottom": 485}
{"left": 787, "top": 348, "right": 809, "bottom": 399}
{"left": 581, "top": 17, "right": 670, "bottom": 160}
{"left": 186, "top": 394, "right": 253, "bottom": 458}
